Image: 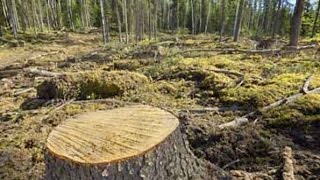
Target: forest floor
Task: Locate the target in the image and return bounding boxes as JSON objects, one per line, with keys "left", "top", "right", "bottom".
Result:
{"left": 0, "top": 32, "right": 320, "bottom": 179}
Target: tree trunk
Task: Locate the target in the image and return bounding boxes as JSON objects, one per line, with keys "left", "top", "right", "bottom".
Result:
{"left": 190, "top": 0, "right": 195, "bottom": 34}
{"left": 37, "top": 0, "right": 44, "bottom": 32}
{"left": 8, "top": 0, "right": 18, "bottom": 38}
{"left": 176, "top": 0, "right": 179, "bottom": 29}
{"left": 289, "top": 0, "right": 305, "bottom": 46}
{"left": 45, "top": 105, "right": 228, "bottom": 180}
{"left": 80, "top": 0, "right": 85, "bottom": 28}
{"left": 199, "top": 0, "right": 202, "bottom": 33}
{"left": 153, "top": 0, "right": 157, "bottom": 39}
{"left": 272, "top": 0, "right": 282, "bottom": 38}
{"left": 219, "top": 0, "right": 226, "bottom": 41}
{"left": 148, "top": 0, "right": 151, "bottom": 40}
{"left": 113, "top": 0, "right": 122, "bottom": 42}
{"left": 311, "top": 0, "right": 320, "bottom": 38}
{"left": 233, "top": 0, "right": 245, "bottom": 42}
{"left": 204, "top": 0, "right": 211, "bottom": 33}
{"left": 1, "top": 0, "right": 10, "bottom": 27}
{"left": 67, "top": 0, "right": 74, "bottom": 30}
{"left": 122, "top": 0, "right": 129, "bottom": 43}
{"left": 99, "top": 0, "right": 108, "bottom": 43}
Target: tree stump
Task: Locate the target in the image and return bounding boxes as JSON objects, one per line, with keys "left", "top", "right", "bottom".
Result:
{"left": 45, "top": 105, "right": 227, "bottom": 180}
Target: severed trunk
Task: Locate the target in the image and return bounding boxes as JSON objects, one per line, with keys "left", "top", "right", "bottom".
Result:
{"left": 44, "top": 105, "right": 229, "bottom": 180}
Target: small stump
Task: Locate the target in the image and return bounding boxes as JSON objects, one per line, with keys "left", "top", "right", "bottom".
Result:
{"left": 45, "top": 105, "right": 223, "bottom": 179}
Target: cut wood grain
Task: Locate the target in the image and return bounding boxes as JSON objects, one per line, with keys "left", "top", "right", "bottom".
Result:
{"left": 45, "top": 105, "right": 229, "bottom": 179}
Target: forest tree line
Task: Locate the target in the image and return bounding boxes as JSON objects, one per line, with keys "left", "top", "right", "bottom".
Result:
{"left": 0, "top": 0, "right": 319, "bottom": 45}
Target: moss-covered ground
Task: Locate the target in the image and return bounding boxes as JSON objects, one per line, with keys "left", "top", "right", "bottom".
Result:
{"left": 0, "top": 33, "right": 320, "bottom": 179}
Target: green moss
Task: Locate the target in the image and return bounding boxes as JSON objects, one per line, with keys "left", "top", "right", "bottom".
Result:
{"left": 264, "top": 94, "right": 320, "bottom": 126}
{"left": 200, "top": 73, "right": 234, "bottom": 94}
{"left": 220, "top": 73, "right": 306, "bottom": 107}
{"left": 37, "top": 71, "right": 149, "bottom": 100}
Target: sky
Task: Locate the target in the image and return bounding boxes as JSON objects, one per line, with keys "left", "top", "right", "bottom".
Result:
{"left": 287, "top": 0, "right": 318, "bottom": 6}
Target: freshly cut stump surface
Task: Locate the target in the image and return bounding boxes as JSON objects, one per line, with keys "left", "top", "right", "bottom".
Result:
{"left": 45, "top": 104, "right": 228, "bottom": 179}
{"left": 46, "top": 105, "right": 179, "bottom": 164}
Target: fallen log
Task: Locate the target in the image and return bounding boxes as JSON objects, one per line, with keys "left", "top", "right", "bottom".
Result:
{"left": 45, "top": 105, "right": 229, "bottom": 179}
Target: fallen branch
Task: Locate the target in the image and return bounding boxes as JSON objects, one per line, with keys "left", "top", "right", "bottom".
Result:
{"left": 218, "top": 86, "right": 320, "bottom": 129}
{"left": 25, "top": 50, "right": 64, "bottom": 62}
{"left": 24, "top": 68, "right": 63, "bottom": 77}
{"left": 301, "top": 75, "right": 313, "bottom": 94}
{"left": 222, "top": 159, "right": 240, "bottom": 169}
{"left": 14, "top": 88, "right": 35, "bottom": 96}
{"left": 282, "top": 146, "right": 295, "bottom": 180}
{"left": 180, "top": 105, "right": 244, "bottom": 114}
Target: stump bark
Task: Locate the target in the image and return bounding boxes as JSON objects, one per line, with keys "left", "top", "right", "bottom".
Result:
{"left": 45, "top": 105, "right": 228, "bottom": 180}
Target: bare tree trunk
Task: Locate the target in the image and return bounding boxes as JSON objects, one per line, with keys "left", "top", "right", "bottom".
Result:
{"left": 289, "top": 0, "right": 305, "bottom": 46}
{"left": 129, "top": 0, "right": 134, "bottom": 40}
{"left": 122, "top": 0, "right": 129, "bottom": 43}
{"left": 272, "top": 0, "right": 282, "bottom": 38}
{"left": 16, "top": 0, "right": 27, "bottom": 32}
{"left": 113, "top": 0, "right": 122, "bottom": 42}
{"left": 8, "top": 0, "right": 18, "bottom": 38}
{"left": 176, "top": 0, "right": 179, "bottom": 29}
{"left": 148, "top": 0, "right": 151, "bottom": 40}
{"left": 233, "top": 0, "right": 245, "bottom": 42}
{"left": 79, "top": 0, "right": 85, "bottom": 28}
{"left": 153, "top": 0, "right": 157, "bottom": 39}
{"left": 37, "top": 0, "right": 44, "bottom": 32}
{"left": 311, "top": 0, "right": 320, "bottom": 38}
{"left": 31, "top": 0, "right": 39, "bottom": 34}
{"left": 204, "top": 0, "right": 211, "bottom": 33}
{"left": 67, "top": 0, "right": 74, "bottom": 30}
{"left": 45, "top": 0, "right": 51, "bottom": 31}
{"left": 199, "top": 0, "right": 202, "bottom": 33}
{"left": 219, "top": 0, "right": 226, "bottom": 41}
{"left": 84, "top": 0, "right": 90, "bottom": 27}
{"left": 99, "top": 0, "right": 107, "bottom": 44}
{"left": 190, "top": 0, "right": 195, "bottom": 34}
{"left": 1, "top": 0, "right": 10, "bottom": 26}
